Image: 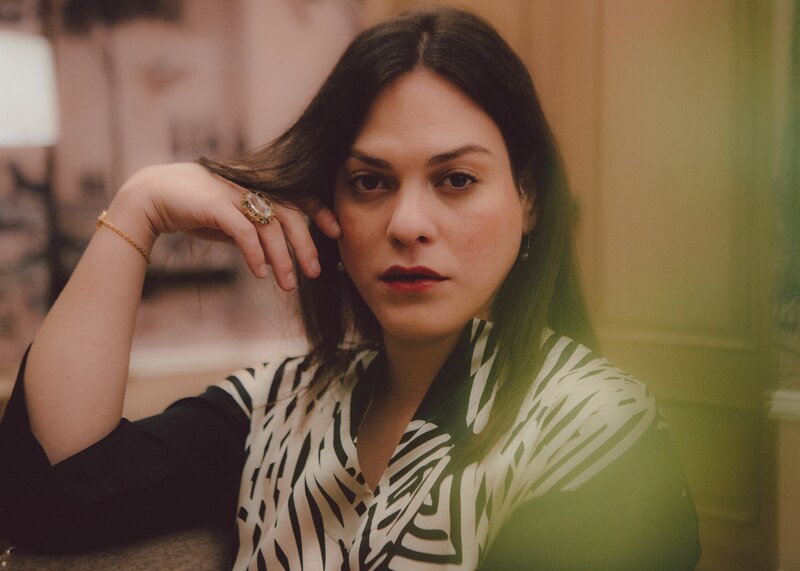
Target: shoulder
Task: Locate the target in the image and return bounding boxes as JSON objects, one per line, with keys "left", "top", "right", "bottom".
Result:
{"left": 215, "top": 345, "right": 376, "bottom": 420}
{"left": 529, "top": 335, "right": 656, "bottom": 421}
{"left": 513, "top": 333, "right": 659, "bottom": 495}
{"left": 527, "top": 333, "right": 656, "bottom": 427}
{"left": 486, "top": 336, "right": 700, "bottom": 569}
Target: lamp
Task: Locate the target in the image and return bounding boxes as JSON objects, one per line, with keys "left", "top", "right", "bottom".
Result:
{"left": 0, "top": 30, "right": 59, "bottom": 147}
{"left": 0, "top": 29, "right": 63, "bottom": 303}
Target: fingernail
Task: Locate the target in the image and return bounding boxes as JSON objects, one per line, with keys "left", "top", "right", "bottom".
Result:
{"left": 258, "top": 264, "right": 268, "bottom": 278}
{"left": 285, "top": 272, "right": 297, "bottom": 289}
{"left": 309, "top": 259, "right": 321, "bottom": 275}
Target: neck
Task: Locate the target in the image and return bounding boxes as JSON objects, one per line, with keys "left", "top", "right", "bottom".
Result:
{"left": 380, "top": 330, "right": 462, "bottom": 411}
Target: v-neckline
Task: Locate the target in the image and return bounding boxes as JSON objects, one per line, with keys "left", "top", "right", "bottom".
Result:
{"left": 345, "top": 350, "right": 393, "bottom": 486}
{"left": 343, "top": 319, "right": 498, "bottom": 493}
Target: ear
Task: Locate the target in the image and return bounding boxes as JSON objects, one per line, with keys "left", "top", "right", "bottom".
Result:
{"left": 519, "top": 187, "right": 537, "bottom": 233}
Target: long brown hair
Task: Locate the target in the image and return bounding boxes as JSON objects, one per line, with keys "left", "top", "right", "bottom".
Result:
{"left": 199, "top": 7, "right": 597, "bottom": 451}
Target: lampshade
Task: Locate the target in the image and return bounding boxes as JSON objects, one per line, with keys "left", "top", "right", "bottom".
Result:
{"left": 0, "top": 30, "right": 59, "bottom": 147}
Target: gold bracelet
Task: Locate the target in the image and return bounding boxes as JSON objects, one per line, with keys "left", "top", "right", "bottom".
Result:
{"left": 96, "top": 210, "right": 152, "bottom": 264}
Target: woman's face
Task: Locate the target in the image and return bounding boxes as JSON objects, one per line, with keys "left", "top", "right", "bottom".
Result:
{"left": 335, "top": 71, "right": 532, "bottom": 344}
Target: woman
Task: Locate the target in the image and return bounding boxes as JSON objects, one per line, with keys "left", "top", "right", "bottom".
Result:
{"left": 0, "top": 7, "right": 701, "bottom": 570}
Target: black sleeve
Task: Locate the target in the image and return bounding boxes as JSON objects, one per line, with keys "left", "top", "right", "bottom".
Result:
{"left": 482, "top": 420, "right": 702, "bottom": 571}
{"left": 0, "top": 348, "right": 249, "bottom": 555}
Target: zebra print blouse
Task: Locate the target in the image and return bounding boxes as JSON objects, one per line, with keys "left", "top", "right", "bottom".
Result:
{"left": 216, "top": 319, "right": 675, "bottom": 570}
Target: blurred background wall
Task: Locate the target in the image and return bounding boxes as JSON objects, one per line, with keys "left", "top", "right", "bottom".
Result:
{"left": 0, "top": 0, "right": 360, "bottom": 414}
{"left": 0, "top": 1, "right": 795, "bottom": 569}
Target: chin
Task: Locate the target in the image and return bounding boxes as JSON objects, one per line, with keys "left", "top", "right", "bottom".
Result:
{"left": 374, "top": 309, "right": 473, "bottom": 344}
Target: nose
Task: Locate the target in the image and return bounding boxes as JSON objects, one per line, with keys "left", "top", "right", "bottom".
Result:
{"left": 385, "top": 184, "right": 436, "bottom": 246}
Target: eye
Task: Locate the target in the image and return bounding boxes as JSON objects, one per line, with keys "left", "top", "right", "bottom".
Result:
{"left": 348, "top": 173, "right": 389, "bottom": 192}
{"left": 438, "top": 171, "right": 479, "bottom": 190}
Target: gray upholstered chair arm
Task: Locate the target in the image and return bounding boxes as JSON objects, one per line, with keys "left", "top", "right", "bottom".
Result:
{"left": 3, "top": 526, "right": 233, "bottom": 570}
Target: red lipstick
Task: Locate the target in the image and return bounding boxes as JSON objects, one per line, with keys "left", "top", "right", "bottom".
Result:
{"left": 379, "top": 266, "right": 447, "bottom": 292}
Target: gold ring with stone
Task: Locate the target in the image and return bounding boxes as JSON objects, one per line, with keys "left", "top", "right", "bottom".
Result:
{"left": 241, "top": 190, "right": 276, "bottom": 225}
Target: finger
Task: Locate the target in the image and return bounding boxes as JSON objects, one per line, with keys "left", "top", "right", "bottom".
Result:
{"left": 256, "top": 218, "right": 297, "bottom": 291}
{"left": 310, "top": 206, "right": 341, "bottom": 239}
{"left": 213, "top": 206, "right": 269, "bottom": 278}
{"left": 277, "top": 207, "right": 321, "bottom": 278}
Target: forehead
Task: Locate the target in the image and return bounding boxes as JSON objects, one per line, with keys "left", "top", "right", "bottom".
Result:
{"left": 351, "top": 71, "right": 508, "bottom": 159}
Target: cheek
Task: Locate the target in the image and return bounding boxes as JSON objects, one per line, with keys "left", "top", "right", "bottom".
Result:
{"left": 456, "top": 204, "right": 522, "bottom": 271}
{"left": 336, "top": 205, "right": 377, "bottom": 267}
{"left": 335, "top": 204, "right": 360, "bottom": 232}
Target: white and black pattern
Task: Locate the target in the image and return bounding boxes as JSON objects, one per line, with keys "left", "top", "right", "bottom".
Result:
{"left": 215, "top": 319, "right": 659, "bottom": 570}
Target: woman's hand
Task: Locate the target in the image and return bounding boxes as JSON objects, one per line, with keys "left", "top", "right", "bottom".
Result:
{"left": 111, "top": 163, "right": 341, "bottom": 291}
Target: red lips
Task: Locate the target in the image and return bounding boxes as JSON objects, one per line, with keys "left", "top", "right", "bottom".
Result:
{"left": 379, "top": 266, "right": 447, "bottom": 292}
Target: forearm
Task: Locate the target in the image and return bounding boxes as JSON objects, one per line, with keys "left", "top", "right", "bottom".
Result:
{"left": 26, "top": 181, "right": 157, "bottom": 464}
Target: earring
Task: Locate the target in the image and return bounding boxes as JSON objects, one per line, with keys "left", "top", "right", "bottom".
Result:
{"left": 336, "top": 261, "right": 345, "bottom": 272}
{"left": 519, "top": 233, "right": 531, "bottom": 261}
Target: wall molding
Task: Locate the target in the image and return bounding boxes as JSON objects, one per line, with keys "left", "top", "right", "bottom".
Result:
{"left": 769, "top": 389, "right": 800, "bottom": 422}
{"left": 696, "top": 501, "right": 757, "bottom": 526}
{"left": 598, "top": 326, "right": 756, "bottom": 352}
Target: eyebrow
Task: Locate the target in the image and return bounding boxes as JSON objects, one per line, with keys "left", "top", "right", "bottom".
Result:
{"left": 348, "top": 144, "right": 493, "bottom": 169}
